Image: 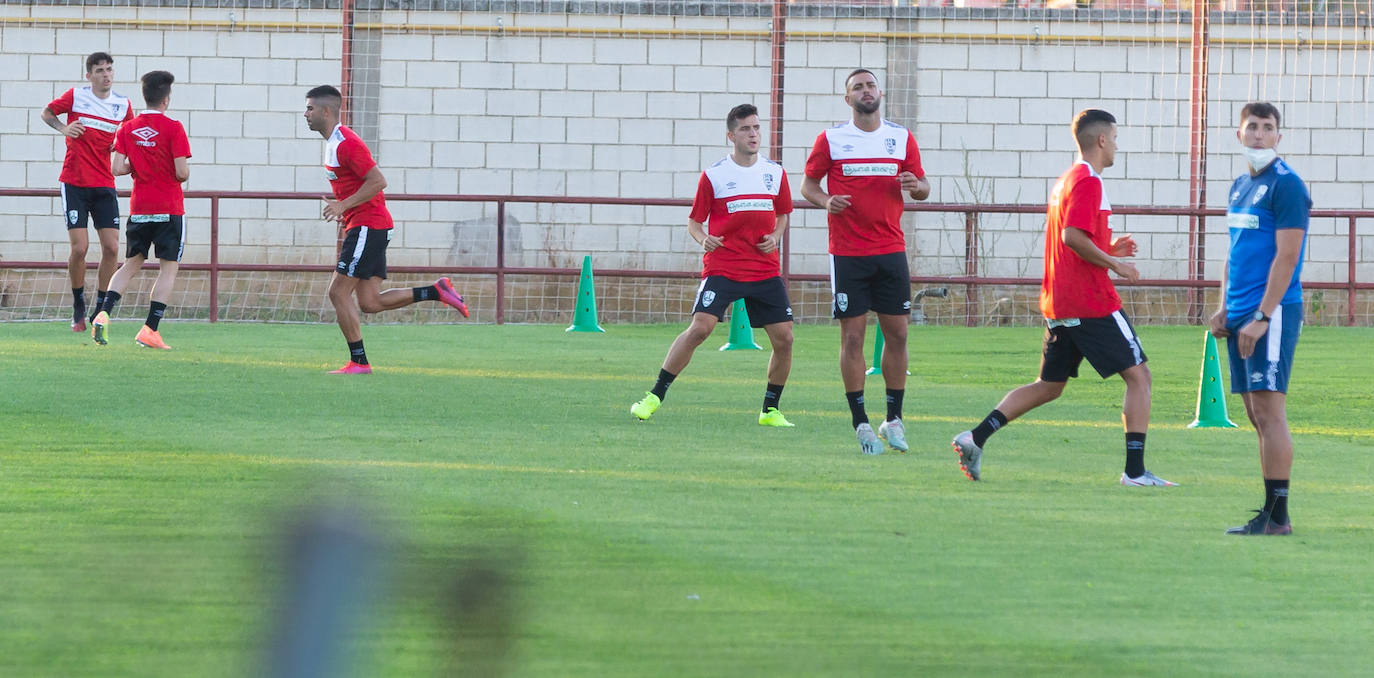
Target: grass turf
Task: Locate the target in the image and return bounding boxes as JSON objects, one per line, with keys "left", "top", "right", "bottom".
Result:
{"left": 2, "top": 321, "right": 1372, "bottom": 676}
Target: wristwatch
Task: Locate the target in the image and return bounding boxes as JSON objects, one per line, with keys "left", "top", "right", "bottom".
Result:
{"left": 1251, "top": 309, "right": 1270, "bottom": 323}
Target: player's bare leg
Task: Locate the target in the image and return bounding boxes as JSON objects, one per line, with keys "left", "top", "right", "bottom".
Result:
{"left": 91, "top": 252, "right": 148, "bottom": 346}
{"left": 353, "top": 277, "right": 424, "bottom": 314}
{"left": 838, "top": 315, "right": 868, "bottom": 392}
{"left": 67, "top": 227, "right": 90, "bottom": 330}
{"left": 326, "top": 273, "right": 371, "bottom": 373}
{"left": 875, "top": 312, "right": 910, "bottom": 451}
{"left": 132, "top": 259, "right": 178, "bottom": 350}
{"left": 758, "top": 321, "right": 796, "bottom": 427}
{"left": 632, "top": 313, "right": 717, "bottom": 421}
{"left": 95, "top": 227, "right": 120, "bottom": 295}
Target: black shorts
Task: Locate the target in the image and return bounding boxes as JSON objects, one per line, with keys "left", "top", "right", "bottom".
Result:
{"left": 691, "top": 275, "right": 793, "bottom": 327}
{"left": 125, "top": 214, "right": 185, "bottom": 261}
{"left": 1039, "top": 310, "right": 1148, "bottom": 381}
{"left": 61, "top": 183, "right": 120, "bottom": 231}
{"left": 336, "top": 227, "right": 390, "bottom": 279}
{"left": 830, "top": 252, "right": 911, "bottom": 318}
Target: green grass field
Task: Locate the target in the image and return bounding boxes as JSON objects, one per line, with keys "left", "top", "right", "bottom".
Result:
{"left": 2, "top": 321, "right": 1372, "bottom": 677}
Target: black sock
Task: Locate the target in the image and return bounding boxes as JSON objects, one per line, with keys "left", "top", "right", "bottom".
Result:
{"left": 971, "top": 409, "right": 1008, "bottom": 448}
{"left": 73, "top": 287, "right": 85, "bottom": 315}
{"left": 413, "top": 285, "right": 438, "bottom": 302}
{"left": 1125, "top": 432, "right": 1146, "bottom": 478}
{"left": 650, "top": 368, "right": 676, "bottom": 400}
{"left": 102, "top": 290, "right": 122, "bottom": 313}
{"left": 762, "top": 383, "right": 784, "bottom": 413}
{"left": 1265, "top": 478, "right": 1290, "bottom": 524}
{"left": 145, "top": 301, "right": 167, "bottom": 331}
{"left": 846, "top": 391, "right": 868, "bottom": 428}
{"left": 885, "top": 388, "right": 904, "bottom": 422}
{"left": 347, "top": 340, "right": 368, "bottom": 366}
{"left": 91, "top": 290, "right": 106, "bottom": 321}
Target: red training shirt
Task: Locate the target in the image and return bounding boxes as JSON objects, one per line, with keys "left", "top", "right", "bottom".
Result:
{"left": 324, "top": 123, "right": 393, "bottom": 231}
{"left": 113, "top": 111, "right": 192, "bottom": 215}
{"left": 804, "top": 119, "right": 924, "bottom": 256}
{"left": 1040, "top": 161, "right": 1122, "bottom": 319}
{"left": 47, "top": 86, "right": 135, "bottom": 188}
{"left": 688, "top": 154, "right": 793, "bottom": 282}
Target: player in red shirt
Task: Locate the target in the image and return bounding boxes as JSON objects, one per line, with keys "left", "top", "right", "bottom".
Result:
{"left": 801, "top": 69, "right": 930, "bottom": 455}
{"left": 630, "top": 104, "right": 796, "bottom": 427}
{"left": 303, "top": 85, "right": 470, "bottom": 374}
{"left": 952, "top": 109, "right": 1173, "bottom": 487}
{"left": 41, "top": 52, "right": 135, "bottom": 332}
{"left": 89, "top": 71, "right": 190, "bottom": 349}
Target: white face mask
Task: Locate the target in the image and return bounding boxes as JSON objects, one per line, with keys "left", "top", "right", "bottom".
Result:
{"left": 1243, "top": 146, "right": 1277, "bottom": 172}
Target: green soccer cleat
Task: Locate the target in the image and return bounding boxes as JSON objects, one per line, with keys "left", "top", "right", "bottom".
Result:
{"left": 758, "top": 408, "right": 795, "bottom": 427}
{"left": 91, "top": 311, "right": 109, "bottom": 346}
{"left": 630, "top": 392, "right": 661, "bottom": 421}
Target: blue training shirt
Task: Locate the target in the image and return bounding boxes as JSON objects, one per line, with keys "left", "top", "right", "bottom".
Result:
{"left": 1224, "top": 158, "right": 1311, "bottom": 322}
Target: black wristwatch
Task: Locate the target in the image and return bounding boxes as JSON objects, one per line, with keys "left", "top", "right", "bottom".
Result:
{"left": 1251, "top": 309, "right": 1270, "bottom": 323}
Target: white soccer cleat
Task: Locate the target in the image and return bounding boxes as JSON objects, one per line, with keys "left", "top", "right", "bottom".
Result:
{"left": 856, "top": 423, "right": 883, "bottom": 455}
{"left": 877, "top": 418, "right": 908, "bottom": 452}
{"left": 952, "top": 430, "right": 983, "bottom": 481}
{"left": 1120, "top": 470, "right": 1177, "bottom": 487}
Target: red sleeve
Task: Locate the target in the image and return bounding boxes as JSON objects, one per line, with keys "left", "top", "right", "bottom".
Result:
{"left": 803, "top": 132, "right": 831, "bottom": 179}
{"left": 47, "top": 89, "right": 74, "bottom": 115}
{"left": 903, "top": 132, "right": 924, "bottom": 179}
{"left": 172, "top": 122, "right": 191, "bottom": 159}
{"left": 339, "top": 138, "right": 377, "bottom": 177}
{"left": 688, "top": 173, "right": 712, "bottom": 224}
{"left": 1064, "top": 176, "right": 1104, "bottom": 237}
{"left": 773, "top": 172, "right": 793, "bottom": 215}
{"left": 112, "top": 125, "right": 128, "bottom": 155}
{"left": 123, "top": 105, "right": 135, "bottom": 123}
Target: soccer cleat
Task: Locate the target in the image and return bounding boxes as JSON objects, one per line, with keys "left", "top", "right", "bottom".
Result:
{"left": 328, "top": 361, "right": 372, "bottom": 375}
{"left": 73, "top": 317, "right": 87, "bottom": 333}
{"left": 856, "top": 422, "right": 883, "bottom": 455}
{"left": 73, "top": 305, "right": 86, "bottom": 332}
{"left": 1225, "top": 509, "right": 1292, "bottom": 536}
{"left": 877, "top": 418, "right": 909, "bottom": 452}
{"left": 434, "top": 277, "right": 469, "bottom": 318}
{"left": 1120, "top": 470, "right": 1177, "bottom": 487}
{"left": 630, "top": 392, "right": 661, "bottom": 421}
{"left": 91, "top": 311, "right": 109, "bottom": 345}
{"left": 952, "top": 430, "right": 983, "bottom": 481}
{"left": 758, "top": 408, "right": 795, "bottom": 427}
{"left": 134, "top": 325, "right": 171, "bottom": 350}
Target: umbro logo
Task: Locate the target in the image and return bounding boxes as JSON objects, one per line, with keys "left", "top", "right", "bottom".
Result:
{"left": 131, "top": 126, "right": 158, "bottom": 141}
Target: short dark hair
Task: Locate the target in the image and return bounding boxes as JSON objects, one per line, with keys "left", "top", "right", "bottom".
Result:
{"left": 844, "top": 68, "right": 877, "bottom": 90}
{"left": 86, "top": 52, "right": 113, "bottom": 73}
{"left": 726, "top": 103, "right": 758, "bottom": 131}
{"left": 1072, "top": 108, "right": 1117, "bottom": 151}
{"left": 305, "top": 84, "right": 343, "bottom": 111}
{"left": 1240, "top": 102, "right": 1281, "bottom": 128}
{"left": 141, "top": 70, "right": 174, "bottom": 107}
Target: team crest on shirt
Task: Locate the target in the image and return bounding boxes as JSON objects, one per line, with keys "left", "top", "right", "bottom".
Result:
{"left": 701, "top": 291, "right": 716, "bottom": 307}
{"left": 836, "top": 293, "right": 849, "bottom": 312}
{"left": 762, "top": 173, "right": 775, "bottom": 193}
{"left": 1251, "top": 185, "right": 1268, "bottom": 204}
{"left": 68, "top": 210, "right": 78, "bottom": 225}
{"left": 885, "top": 138, "right": 897, "bottom": 155}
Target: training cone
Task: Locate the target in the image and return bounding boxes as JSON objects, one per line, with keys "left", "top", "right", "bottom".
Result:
{"left": 719, "top": 299, "right": 762, "bottom": 351}
{"left": 1188, "top": 330, "right": 1237, "bottom": 428}
{"left": 866, "top": 324, "right": 910, "bottom": 376}
{"left": 565, "top": 255, "right": 605, "bottom": 333}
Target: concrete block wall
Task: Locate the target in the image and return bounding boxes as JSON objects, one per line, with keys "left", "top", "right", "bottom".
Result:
{"left": 2, "top": 4, "right": 1369, "bottom": 303}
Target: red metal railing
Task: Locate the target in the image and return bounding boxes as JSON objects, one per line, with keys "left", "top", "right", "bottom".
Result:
{"left": 2, "top": 188, "right": 1370, "bottom": 326}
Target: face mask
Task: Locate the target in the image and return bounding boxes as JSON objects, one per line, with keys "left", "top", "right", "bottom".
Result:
{"left": 1244, "top": 146, "right": 1277, "bottom": 172}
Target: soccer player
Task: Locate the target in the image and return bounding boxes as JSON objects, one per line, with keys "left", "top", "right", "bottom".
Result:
{"left": 1211, "top": 103, "right": 1310, "bottom": 536}
{"left": 951, "top": 109, "right": 1174, "bottom": 487}
{"left": 800, "top": 68, "right": 930, "bottom": 455}
{"left": 41, "top": 52, "right": 134, "bottom": 332}
{"left": 630, "top": 104, "right": 796, "bottom": 426}
{"left": 91, "top": 71, "right": 191, "bottom": 349}
{"left": 303, "top": 85, "right": 470, "bottom": 374}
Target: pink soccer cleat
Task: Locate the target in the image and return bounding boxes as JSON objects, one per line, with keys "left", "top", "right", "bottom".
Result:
{"left": 434, "top": 277, "right": 469, "bottom": 318}
{"left": 328, "top": 361, "right": 372, "bottom": 375}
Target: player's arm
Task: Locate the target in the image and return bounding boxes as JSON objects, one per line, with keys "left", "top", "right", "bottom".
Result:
{"left": 323, "top": 166, "right": 387, "bottom": 223}
{"left": 1209, "top": 255, "right": 1231, "bottom": 338}
{"left": 1234, "top": 227, "right": 1304, "bottom": 358}
{"left": 41, "top": 106, "right": 85, "bottom": 138}
{"left": 757, "top": 213, "right": 787, "bottom": 254}
{"left": 801, "top": 175, "right": 849, "bottom": 214}
{"left": 174, "top": 157, "right": 190, "bottom": 183}
{"left": 688, "top": 219, "right": 723, "bottom": 252}
{"left": 899, "top": 172, "right": 930, "bottom": 201}
{"left": 112, "top": 151, "right": 131, "bottom": 176}
{"left": 1062, "top": 227, "right": 1139, "bottom": 283}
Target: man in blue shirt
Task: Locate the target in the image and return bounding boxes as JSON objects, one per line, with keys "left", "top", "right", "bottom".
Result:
{"left": 1209, "top": 102, "right": 1311, "bottom": 536}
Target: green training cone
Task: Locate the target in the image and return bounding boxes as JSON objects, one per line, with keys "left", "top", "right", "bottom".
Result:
{"left": 1188, "top": 330, "right": 1237, "bottom": 428}
{"left": 565, "top": 255, "right": 605, "bottom": 333}
{"left": 866, "top": 324, "right": 910, "bottom": 376}
{"left": 719, "top": 299, "right": 762, "bottom": 351}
